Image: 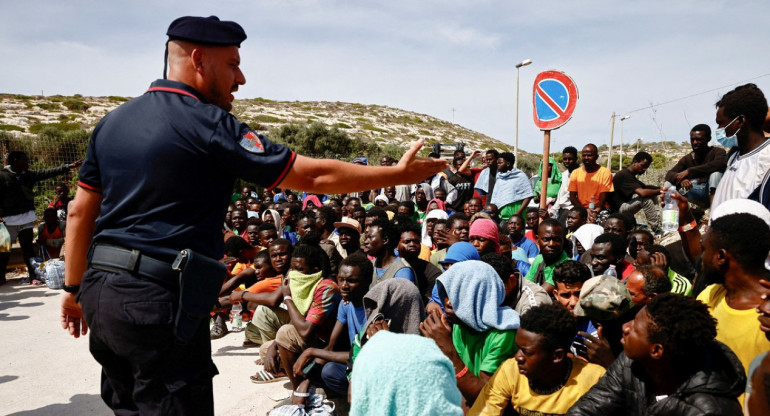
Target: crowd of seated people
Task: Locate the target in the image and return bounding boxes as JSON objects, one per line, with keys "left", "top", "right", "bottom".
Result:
{"left": 211, "top": 87, "right": 770, "bottom": 414}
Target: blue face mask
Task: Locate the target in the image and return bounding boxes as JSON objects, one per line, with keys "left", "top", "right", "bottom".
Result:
{"left": 715, "top": 116, "right": 740, "bottom": 148}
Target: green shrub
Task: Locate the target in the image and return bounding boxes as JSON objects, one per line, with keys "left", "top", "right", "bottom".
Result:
{"left": 108, "top": 96, "right": 130, "bottom": 102}
{"left": 362, "top": 124, "right": 387, "bottom": 133}
{"left": 29, "top": 123, "right": 82, "bottom": 134}
{"left": 36, "top": 102, "right": 62, "bottom": 111}
{"left": 62, "top": 99, "right": 90, "bottom": 111}
{"left": 0, "top": 124, "right": 23, "bottom": 131}
{"left": 334, "top": 123, "right": 352, "bottom": 129}
{"left": 254, "top": 114, "right": 283, "bottom": 123}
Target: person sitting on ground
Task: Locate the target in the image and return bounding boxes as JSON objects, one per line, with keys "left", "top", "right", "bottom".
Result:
{"left": 230, "top": 207, "right": 249, "bottom": 241}
{"left": 568, "top": 144, "right": 614, "bottom": 224}
{"left": 430, "top": 213, "right": 470, "bottom": 266}
{"left": 431, "top": 218, "right": 450, "bottom": 253}
{"left": 227, "top": 248, "right": 282, "bottom": 347}
{"left": 533, "top": 157, "right": 563, "bottom": 215}
{"left": 420, "top": 260, "right": 520, "bottom": 405}
{"left": 469, "top": 303, "right": 606, "bottom": 416}
{"left": 572, "top": 223, "right": 603, "bottom": 263}
{"left": 483, "top": 252, "right": 551, "bottom": 316}
{"left": 525, "top": 219, "right": 570, "bottom": 293}
{"left": 551, "top": 260, "right": 597, "bottom": 355}
{"left": 210, "top": 236, "right": 258, "bottom": 339}
{"left": 624, "top": 265, "right": 672, "bottom": 309}
{"left": 572, "top": 274, "right": 636, "bottom": 368}
{"left": 506, "top": 213, "right": 539, "bottom": 264}
{"left": 350, "top": 331, "right": 463, "bottom": 416}
{"left": 566, "top": 205, "right": 588, "bottom": 237}
{"left": 346, "top": 278, "right": 427, "bottom": 385}
{"left": 48, "top": 182, "right": 72, "bottom": 220}
{"left": 244, "top": 217, "right": 263, "bottom": 248}
{"left": 37, "top": 207, "right": 66, "bottom": 259}
{"left": 397, "top": 223, "right": 443, "bottom": 304}
{"left": 590, "top": 233, "right": 635, "bottom": 280}
{"left": 258, "top": 235, "right": 341, "bottom": 389}
{"left": 484, "top": 152, "right": 533, "bottom": 222}
{"left": 421, "top": 208, "right": 448, "bottom": 250}
{"left": 364, "top": 218, "right": 415, "bottom": 288}
{"left": 427, "top": 241, "right": 481, "bottom": 314}
{"left": 627, "top": 229, "right": 653, "bottom": 260}
{"left": 291, "top": 253, "right": 373, "bottom": 399}
{"left": 524, "top": 207, "right": 539, "bottom": 243}
{"left": 551, "top": 146, "right": 581, "bottom": 221}
{"left": 695, "top": 213, "right": 770, "bottom": 405}
{"left": 634, "top": 244, "right": 692, "bottom": 296}
{"left": 256, "top": 222, "right": 279, "bottom": 250}
{"left": 333, "top": 217, "right": 362, "bottom": 258}
{"left": 279, "top": 203, "right": 301, "bottom": 244}
{"left": 612, "top": 152, "right": 662, "bottom": 234}
{"left": 602, "top": 212, "right": 634, "bottom": 242}
{"left": 664, "top": 124, "right": 727, "bottom": 208}
{"left": 307, "top": 206, "right": 343, "bottom": 276}
{"left": 568, "top": 293, "right": 745, "bottom": 416}
{"left": 469, "top": 218, "right": 501, "bottom": 256}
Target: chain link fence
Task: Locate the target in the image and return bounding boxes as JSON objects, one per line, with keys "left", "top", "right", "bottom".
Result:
{"left": 0, "top": 129, "right": 89, "bottom": 218}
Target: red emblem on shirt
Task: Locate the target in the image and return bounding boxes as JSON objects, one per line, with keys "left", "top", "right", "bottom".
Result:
{"left": 239, "top": 130, "right": 264, "bottom": 153}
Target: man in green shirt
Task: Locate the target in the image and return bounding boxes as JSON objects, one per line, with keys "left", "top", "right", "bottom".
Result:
{"left": 421, "top": 260, "right": 519, "bottom": 405}
{"left": 526, "top": 218, "right": 569, "bottom": 293}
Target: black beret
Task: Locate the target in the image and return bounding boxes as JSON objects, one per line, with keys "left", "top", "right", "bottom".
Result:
{"left": 166, "top": 15, "right": 246, "bottom": 47}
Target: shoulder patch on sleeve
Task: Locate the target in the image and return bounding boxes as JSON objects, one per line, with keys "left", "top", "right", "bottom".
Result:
{"left": 239, "top": 130, "right": 264, "bottom": 153}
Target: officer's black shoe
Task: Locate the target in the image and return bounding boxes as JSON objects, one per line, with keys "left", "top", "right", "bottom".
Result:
{"left": 210, "top": 314, "right": 229, "bottom": 340}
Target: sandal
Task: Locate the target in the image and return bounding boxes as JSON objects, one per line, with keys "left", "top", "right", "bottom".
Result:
{"left": 30, "top": 280, "right": 45, "bottom": 286}
{"left": 250, "top": 370, "right": 288, "bottom": 384}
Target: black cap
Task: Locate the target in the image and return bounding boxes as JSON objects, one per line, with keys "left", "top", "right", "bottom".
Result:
{"left": 166, "top": 16, "right": 247, "bottom": 47}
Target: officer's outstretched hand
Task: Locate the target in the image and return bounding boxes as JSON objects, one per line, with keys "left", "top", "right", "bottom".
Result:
{"left": 61, "top": 292, "right": 88, "bottom": 338}
{"left": 395, "top": 139, "right": 448, "bottom": 182}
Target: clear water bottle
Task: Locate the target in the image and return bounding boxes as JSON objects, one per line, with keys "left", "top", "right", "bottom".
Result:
{"left": 661, "top": 187, "right": 679, "bottom": 234}
{"left": 605, "top": 264, "right": 618, "bottom": 278}
{"left": 588, "top": 196, "right": 596, "bottom": 210}
{"left": 231, "top": 302, "right": 243, "bottom": 331}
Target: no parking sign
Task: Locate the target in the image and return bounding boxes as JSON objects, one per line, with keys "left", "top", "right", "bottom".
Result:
{"left": 531, "top": 69, "right": 579, "bottom": 216}
{"left": 532, "top": 70, "right": 579, "bottom": 131}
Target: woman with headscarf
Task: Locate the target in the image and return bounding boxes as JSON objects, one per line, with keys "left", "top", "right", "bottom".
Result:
{"left": 422, "top": 209, "right": 449, "bottom": 248}
{"left": 426, "top": 197, "right": 447, "bottom": 214}
{"left": 572, "top": 223, "right": 604, "bottom": 262}
{"left": 262, "top": 208, "right": 281, "bottom": 233}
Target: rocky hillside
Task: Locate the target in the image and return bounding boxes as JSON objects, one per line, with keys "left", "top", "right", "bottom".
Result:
{"left": 0, "top": 93, "right": 515, "bottom": 155}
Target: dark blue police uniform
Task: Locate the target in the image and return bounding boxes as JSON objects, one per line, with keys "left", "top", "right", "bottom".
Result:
{"left": 77, "top": 77, "right": 295, "bottom": 413}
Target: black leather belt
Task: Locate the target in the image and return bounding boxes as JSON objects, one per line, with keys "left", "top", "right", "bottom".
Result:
{"left": 89, "top": 244, "right": 179, "bottom": 286}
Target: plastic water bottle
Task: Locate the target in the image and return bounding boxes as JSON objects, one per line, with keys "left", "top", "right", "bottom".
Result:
{"left": 661, "top": 187, "right": 679, "bottom": 234}
{"left": 605, "top": 264, "right": 618, "bottom": 278}
{"left": 588, "top": 196, "right": 596, "bottom": 210}
{"left": 231, "top": 302, "right": 243, "bottom": 331}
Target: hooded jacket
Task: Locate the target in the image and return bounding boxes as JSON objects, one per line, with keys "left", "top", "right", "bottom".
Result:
{"left": 567, "top": 340, "right": 745, "bottom": 416}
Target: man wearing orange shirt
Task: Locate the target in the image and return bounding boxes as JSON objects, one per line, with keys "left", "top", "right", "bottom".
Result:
{"left": 568, "top": 144, "right": 614, "bottom": 223}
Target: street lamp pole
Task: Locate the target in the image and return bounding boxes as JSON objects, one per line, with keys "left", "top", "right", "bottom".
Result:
{"left": 514, "top": 59, "right": 532, "bottom": 168}
{"left": 619, "top": 115, "right": 630, "bottom": 170}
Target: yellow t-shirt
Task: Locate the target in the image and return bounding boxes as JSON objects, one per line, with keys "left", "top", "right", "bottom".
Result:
{"left": 697, "top": 284, "right": 770, "bottom": 408}
{"left": 567, "top": 166, "right": 614, "bottom": 208}
{"left": 468, "top": 356, "right": 605, "bottom": 416}
{"left": 697, "top": 284, "right": 770, "bottom": 374}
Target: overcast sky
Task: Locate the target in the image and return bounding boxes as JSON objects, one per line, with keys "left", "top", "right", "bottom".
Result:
{"left": 2, "top": 1, "right": 769, "bottom": 153}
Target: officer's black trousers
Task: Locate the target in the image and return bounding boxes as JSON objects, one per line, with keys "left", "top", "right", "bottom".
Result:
{"left": 80, "top": 269, "right": 218, "bottom": 416}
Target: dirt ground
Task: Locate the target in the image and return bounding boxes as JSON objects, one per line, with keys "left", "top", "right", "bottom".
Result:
{"left": 0, "top": 273, "right": 292, "bottom": 416}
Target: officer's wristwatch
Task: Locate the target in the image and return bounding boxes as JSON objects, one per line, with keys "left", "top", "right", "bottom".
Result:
{"left": 62, "top": 284, "right": 80, "bottom": 294}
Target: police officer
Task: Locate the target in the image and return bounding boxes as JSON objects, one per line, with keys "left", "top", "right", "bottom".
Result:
{"left": 60, "top": 15, "right": 446, "bottom": 415}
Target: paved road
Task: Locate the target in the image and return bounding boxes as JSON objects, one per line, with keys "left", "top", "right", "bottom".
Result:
{"left": 0, "top": 275, "right": 290, "bottom": 416}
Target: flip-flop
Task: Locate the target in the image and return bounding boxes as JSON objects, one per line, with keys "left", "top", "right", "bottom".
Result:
{"left": 30, "top": 280, "right": 45, "bottom": 286}
{"left": 250, "top": 370, "right": 288, "bottom": 384}
{"left": 242, "top": 339, "right": 260, "bottom": 348}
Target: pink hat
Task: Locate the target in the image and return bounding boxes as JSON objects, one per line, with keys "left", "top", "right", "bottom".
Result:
{"left": 469, "top": 218, "right": 500, "bottom": 253}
